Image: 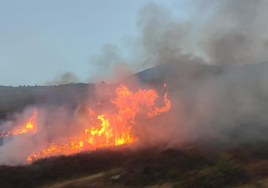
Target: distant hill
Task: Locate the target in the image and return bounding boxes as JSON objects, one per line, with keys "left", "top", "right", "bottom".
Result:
{"left": 2, "top": 61, "right": 268, "bottom": 158}
{"left": 1, "top": 61, "right": 268, "bottom": 119}
{"left": 0, "top": 83, "right": 93, "bottom": 119}
{"left": 1, "top": 61, "right": 268, "bottom": 136}
{"left": 133, "top": 61, "right": 224, "bottom": 83}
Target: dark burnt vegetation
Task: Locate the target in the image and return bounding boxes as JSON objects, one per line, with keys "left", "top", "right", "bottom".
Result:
{"left": 1, "top": 146, "right": 264, "bottom": 188}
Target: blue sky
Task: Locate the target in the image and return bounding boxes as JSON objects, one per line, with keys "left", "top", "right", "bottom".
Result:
{"left": 0, "top": 0, "right": 191, "bottom": 86}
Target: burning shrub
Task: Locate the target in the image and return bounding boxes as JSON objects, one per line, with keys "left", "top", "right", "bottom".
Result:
{"left": 0, "top": 84, "right": 171, "bottom": 164}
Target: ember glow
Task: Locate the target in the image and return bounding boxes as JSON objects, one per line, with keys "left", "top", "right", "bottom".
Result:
{"left": 0, "top": 110, "right": 38, "bottom": 137}
{"left": 1, "top": 85, "right": 171, "bottom": 162}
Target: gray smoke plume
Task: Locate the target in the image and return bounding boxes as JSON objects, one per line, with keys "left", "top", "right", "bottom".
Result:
{"left": 2, "top": 0, "right": 268, "bottom": 165}
{"left": 137, "top": 0, "right": 268, "bottom": 66}
{"left": 46, "top": 72, "right": 79, "bottom": 86}
{"left": 121, "top": 0, "right": 268, "bottom": 148}
{"left": 198, "top": 0, "right": 268, "bottom": 65}
{"left": 88, "top": 0, "right": 268, "bottom": 77}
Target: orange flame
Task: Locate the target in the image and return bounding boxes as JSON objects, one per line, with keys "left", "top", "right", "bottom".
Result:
{"left": 0, "top": 110, "right": 38, "bottom": 137}
{"left": 25, "top": 85, "right": 170, "bottom": 162}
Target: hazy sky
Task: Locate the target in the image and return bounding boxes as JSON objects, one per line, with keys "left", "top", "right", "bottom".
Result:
{"left": 0, "top": 0, "right": 191, "bottom": 86}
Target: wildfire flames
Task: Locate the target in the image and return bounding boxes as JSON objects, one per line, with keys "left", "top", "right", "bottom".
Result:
{"left": 0, "top": 110, "right": 38, "bottom": 137}
{"left": 1, "top": 85, "right": 171, "bottom": 162}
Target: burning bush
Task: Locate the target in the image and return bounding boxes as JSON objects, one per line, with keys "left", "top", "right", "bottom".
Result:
{"left": 0, "top": 84, "right": 170, "bottom": 164}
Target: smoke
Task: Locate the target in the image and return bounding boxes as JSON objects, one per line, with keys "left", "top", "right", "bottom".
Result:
{"left": 87, "top": 44, "right": 133, "bottom": 83}
{"left": 138, "top": 0, "right": 268, "bottom": 67}
{"left": 88, "top": 0, "right": 268, "bottom": 78}
{"left": 0, "top": 106, "right": 88, "bottom": 165}
{"left": 46, "top": 72, "right": 79, "bottom": 86}
{"left": 199, "top": 0, "right": 268, "bottom": 65}
{"left": 122, "top": 0, "right": 268, "bottom": 148}
{"left": 0, "top": 81, "right": 170, "bottom": 165}
{"left": 2, "top": 0, "right": 268, "bottom": 164}
{"left": 0, "top": 107, "right": 39, "bottom": 164}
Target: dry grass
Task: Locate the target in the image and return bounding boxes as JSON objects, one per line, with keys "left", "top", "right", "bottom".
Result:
{"left": 0, "top": 147, "right": 265, "bottom": 188}
{"left": 145, "top": 184, "right": 173, "bottom": 188}
{"left": 42, "top": 173, "right": 104, "bottom": 188}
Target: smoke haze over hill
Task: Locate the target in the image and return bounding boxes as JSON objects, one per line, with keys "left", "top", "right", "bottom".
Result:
{"left": 1, "top": 0, "right": 268, "bottom": 165}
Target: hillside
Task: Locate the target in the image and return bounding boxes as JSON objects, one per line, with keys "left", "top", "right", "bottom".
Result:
{"left": 0, "top": 83, "right": 92, "bottom": 119}
{"left": 2, "top": 144, "right": 268, "bottom": 188}
{"left": 2, "top": 62, "right": 268, "bottom": 187}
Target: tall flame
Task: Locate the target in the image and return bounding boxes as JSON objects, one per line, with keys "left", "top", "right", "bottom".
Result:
{"left": 1, "top": 84, "right": 171, "bottom": 162}
{"left": 27, "top": 85, "right": 170, "bottom": 161}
